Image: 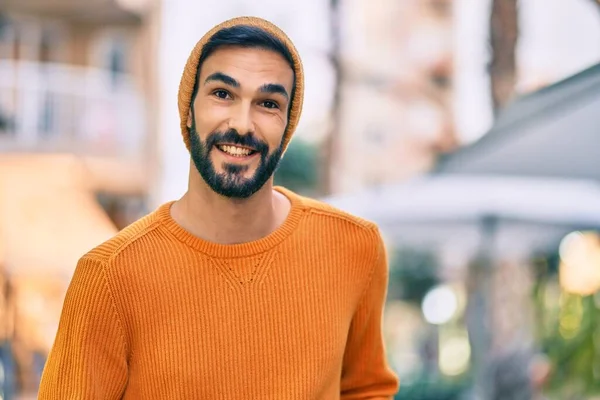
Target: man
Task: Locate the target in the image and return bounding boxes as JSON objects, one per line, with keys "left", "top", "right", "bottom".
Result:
{"left": 39, "top": 16, "right": 399, "bottom": 399}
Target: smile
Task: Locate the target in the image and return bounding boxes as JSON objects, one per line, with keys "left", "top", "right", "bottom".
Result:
{"left": 216, "top": 144, "right": 258, "bottom": 158}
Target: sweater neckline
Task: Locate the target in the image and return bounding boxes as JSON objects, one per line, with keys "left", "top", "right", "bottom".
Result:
{"left": 157, "top": 186, "right": 305, "bottom": 258}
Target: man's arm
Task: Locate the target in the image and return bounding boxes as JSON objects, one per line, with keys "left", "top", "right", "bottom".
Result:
{"left": 340, "top": 228, "right": 399, "bottom": 399}
{"left": 39, "top": 256, "right": 129, "bottom": 399}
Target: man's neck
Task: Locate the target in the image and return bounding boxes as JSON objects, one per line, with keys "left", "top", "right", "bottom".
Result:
{"left": 171, "top": 176, "right": 290, "bottom": 245}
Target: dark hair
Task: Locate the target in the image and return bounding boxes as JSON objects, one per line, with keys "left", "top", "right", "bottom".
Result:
{"left": 191, "top": 25, "right": 296, "bottom": 104}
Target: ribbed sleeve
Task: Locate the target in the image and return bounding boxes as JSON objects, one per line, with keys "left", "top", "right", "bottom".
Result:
{"left": 340, "top": 228, "right": 399, "bottom": 399}
{"left": 38, "top": 256, "right": 129, "bottom": 399}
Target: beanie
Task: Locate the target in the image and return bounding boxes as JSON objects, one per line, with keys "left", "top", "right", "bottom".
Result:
{"left": 177, "top": 16, "right": 304, "bottom": 153}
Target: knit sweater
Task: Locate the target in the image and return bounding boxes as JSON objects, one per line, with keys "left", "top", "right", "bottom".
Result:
{"left": 38, "top": 187, "right": 399, "bottom": 399}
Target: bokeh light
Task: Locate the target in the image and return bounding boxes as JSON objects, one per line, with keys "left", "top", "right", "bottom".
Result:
{"left": 422, "top": 284, "right": 458, "bottom": 325}
{"left": 438, "top": 330, "right": 471, "bottom": 377}
{"left": 559, "top": 231, "right": 600, "bottom": 296}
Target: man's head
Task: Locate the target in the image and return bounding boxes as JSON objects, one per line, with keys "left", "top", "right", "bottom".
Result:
{"left": 178, "top": 17, "right": 304, "bottom": 199}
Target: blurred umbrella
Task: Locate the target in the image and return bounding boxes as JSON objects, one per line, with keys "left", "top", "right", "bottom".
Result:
{"left": 437, "top": 63, "right": 600, "bottom": 182}
{"left": 325, "top": 174, "right": 600, "bottom": 256}
{"left": 323, "top": 173, "right": 600, "bottom": 400}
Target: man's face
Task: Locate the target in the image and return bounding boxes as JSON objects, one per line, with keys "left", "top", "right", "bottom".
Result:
{"left": 187, "top": 46, "right": 294, "bottom": 199}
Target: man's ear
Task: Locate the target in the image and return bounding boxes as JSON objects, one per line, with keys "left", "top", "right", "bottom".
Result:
{"left": 187, "top": 107, "right": 193, "bottom": 129}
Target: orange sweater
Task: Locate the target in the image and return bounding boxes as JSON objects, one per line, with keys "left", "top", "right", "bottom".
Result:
{"left": 39, "top": 187, "right": 399, "bottom": 399}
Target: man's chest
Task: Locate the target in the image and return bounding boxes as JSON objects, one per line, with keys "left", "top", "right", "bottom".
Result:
{"left": 122, "top": 253, "right": 365, "bottom": 396}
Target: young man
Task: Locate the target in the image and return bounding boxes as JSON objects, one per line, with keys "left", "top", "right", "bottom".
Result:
{"left": 39, "top": 16, "right": 399, "bottom": 399}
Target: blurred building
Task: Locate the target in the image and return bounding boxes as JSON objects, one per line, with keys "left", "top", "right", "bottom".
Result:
{"left": 0, "top": 0, "right": 160, "bottom": 396}
{"left": 0, "top": 0, "right": 160, "bottom": 224}
{"left": 330, "top": 0, "right": 457, "bottom": 194}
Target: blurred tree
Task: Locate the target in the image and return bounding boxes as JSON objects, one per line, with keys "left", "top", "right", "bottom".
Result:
{"left": 542, "top": 292, "right": 600, "bottom": 398}
{"left": 388, "top": 247, "right": 440, "bottom": 304}
{"left": 532, "top": 250, "right": 600, "bottom": 398}
{"left": 395, "top": 375, "right": 468, "bottom": 400}
{"left": 274, "top": 139, "right": 319, "bottom": 195}
{"left": 0, "top": 13, "right": 9, "bottom": 34}
{"left": 0, "top": 108, "right": 14, "bottom": 133}
{"left": 489, "top": 0, "right": 519, "bottom": 114}
{"left": 319, "top": 0, "right": 342, "bottom": 196}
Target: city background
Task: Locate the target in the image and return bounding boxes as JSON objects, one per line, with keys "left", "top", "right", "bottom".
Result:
{"left": 1, "top": 0, "right": 600, "bottom": 399}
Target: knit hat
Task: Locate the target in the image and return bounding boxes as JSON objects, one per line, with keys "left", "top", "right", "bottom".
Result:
{"left": 177, "top": 16, "right": 304, "bottom": 153}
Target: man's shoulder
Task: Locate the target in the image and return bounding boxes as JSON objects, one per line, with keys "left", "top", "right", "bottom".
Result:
{"left": 294, "top": 191, "right": 381, "bottom": 241}
{"left": 82, "top": 205, "right": 165, "bottom": 266}
{"left": 290, "top": 190, "right": 384, "bottom": 265}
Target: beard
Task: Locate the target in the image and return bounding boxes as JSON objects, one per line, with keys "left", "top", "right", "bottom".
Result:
{"left": 188, "top": 123, "right": 284, "bottom": 199}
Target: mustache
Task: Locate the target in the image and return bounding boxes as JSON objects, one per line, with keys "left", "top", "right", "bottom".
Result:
{"left": 205, "top": 129, "right": 269, "bottom": 154}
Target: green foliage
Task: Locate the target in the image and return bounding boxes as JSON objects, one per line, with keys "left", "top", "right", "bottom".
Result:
{"left": 533, "top": 262, "right": 600, "bottom": 398}
{"left": 395, "top": 375, "right": 469, "bottom": 400}
{"left": 388, "top": 247, "right": 440, "bottom": 304}
{"left": 542, "top": 293, "right": 600, "bottom": 397}
{"left": 274, "top": 139, "right": 318, "bottom": 195}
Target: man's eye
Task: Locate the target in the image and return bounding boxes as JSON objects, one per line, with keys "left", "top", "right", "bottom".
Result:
{"left": 262, "top": 100, "right": 279, "bottom": 109}
{"left": 213, "top": 90, "right": 230, "bottom": 99}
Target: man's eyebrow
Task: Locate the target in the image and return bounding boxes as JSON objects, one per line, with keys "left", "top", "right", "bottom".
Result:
{"left": 204, "top": 72, "right": 239, "bottom": 88}
{"left": 259, "top": 83, "right": 289, "bottom": 100}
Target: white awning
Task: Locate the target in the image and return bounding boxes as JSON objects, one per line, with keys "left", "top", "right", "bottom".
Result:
{"left": 437, "top": 63, "right": 600, "bottom": 181}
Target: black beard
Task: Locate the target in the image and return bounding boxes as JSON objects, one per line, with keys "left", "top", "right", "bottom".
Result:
{"left": 188, "top": 123, "right": 284, "bottom": 199}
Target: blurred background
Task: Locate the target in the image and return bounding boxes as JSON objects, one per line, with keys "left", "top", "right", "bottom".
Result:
{"left": 1, "top": 0, "right": 600, "bottom": 399}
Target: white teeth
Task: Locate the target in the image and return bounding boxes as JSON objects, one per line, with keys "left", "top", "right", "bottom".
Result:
{"left": 218, "top": 145, "right": 252, "bottom": 157}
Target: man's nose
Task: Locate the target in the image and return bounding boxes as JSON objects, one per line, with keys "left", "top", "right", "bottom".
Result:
{"left": 228, "top": 101, "right": 255, "bottom": 135}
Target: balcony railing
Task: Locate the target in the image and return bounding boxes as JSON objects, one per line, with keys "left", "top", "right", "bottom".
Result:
{"left": 0, "top": 60, "right": 147, "bottom": 159}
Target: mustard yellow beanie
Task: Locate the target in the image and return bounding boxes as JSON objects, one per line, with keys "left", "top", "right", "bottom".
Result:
{"left": 177, "top": 16, "right": 304, "bottom": 152}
